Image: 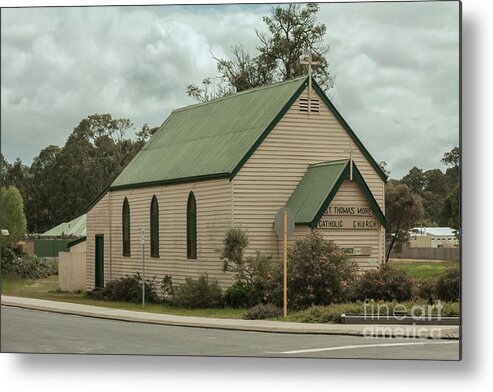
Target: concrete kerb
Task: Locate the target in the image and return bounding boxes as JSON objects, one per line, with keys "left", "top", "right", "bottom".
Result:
{"left": 1, "top": 296, "right": 460, "bottom": 340}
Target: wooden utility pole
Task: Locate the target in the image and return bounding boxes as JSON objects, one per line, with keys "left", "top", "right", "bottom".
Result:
{"left": 274, "top": 207, "right": 293, "bottom": 319}
{"left": 141, "top": 229, "right": 145, "bottom": 307}
{"left": 283, "top": 210, "right": 288, "bottom": 319}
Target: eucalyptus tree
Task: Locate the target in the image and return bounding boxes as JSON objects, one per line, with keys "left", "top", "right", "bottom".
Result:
{"left": 187, "top": 3, "right": 333, "bottom": 102}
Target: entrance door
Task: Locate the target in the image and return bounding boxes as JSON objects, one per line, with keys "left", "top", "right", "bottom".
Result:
{"left": 95, "top": 234, "right": 104, "bottom": 288}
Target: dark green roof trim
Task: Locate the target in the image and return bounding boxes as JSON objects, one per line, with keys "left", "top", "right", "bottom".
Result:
{"left": 109, "top": 172, "right": 230, "bottom": 192}
{"left": 309, "top": 163, "right": 350, "bottom": 229}
{"left": 68, "top": 236, "right": 86, "bottom": 248}
{"left": 229, "top": 78, "right": 308, "bottom": 180}
{"left": 308, "top": 161, "right": 387, "bottom": 229}
{"left": 286, "top": 159, "right": 349, "bottom": 225}
{"left": 352, "top": 164, "right": 388, "bottom": 229}
{"left": 84, "top": 186, "right": 109, "bottom": 213}
{"left": 311, "top": 78, "right": 388, "bottom": 183}
{"left": 85, "top": 172, "right": 230, "bottom": 211}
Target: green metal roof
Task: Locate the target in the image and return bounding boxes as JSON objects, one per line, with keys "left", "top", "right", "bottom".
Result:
{"left": 110, "top": 77, "right": 308, "bottom": 190}
{"left": 286, "top": 160, "right": 387, "bottom": 228}
{"left": 95, "top": 74, "right": 387, "bottom": 199}
{"left": 286, "top": 159, "right": 349, "bottom": 225}
{"left": 40, "top": 214, "right": 87, "bottom": 237}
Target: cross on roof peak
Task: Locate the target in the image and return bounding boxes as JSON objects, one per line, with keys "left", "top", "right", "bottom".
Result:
{"left": 300, "top": 51, "right": 320, "bottom": 77}
{"left": 300, "top": 51, "right": 321, "bottom": 115}
{"left": 344, "top": 141, "right": 355, "bottom": 181}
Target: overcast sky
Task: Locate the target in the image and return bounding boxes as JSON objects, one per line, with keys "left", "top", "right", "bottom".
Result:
{"left": 1, "top": 1, "right": 459, "bottom": 179}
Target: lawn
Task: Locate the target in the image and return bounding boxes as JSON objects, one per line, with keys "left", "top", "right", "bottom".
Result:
{"left": 1, "top": 275, "right": 60, "bottom": 297}
{"left": 389, "top": 260, "right": 458, "bottom": 279}
{"left": 1, "top": 276, "right": 245, "bottom": 319}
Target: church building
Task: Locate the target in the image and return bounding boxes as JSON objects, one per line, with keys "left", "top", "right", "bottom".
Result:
{"left": 85, "top": 75, "right": 387, "bottom": 290}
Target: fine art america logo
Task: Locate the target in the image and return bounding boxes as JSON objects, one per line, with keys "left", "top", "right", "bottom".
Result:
{"left": 361, "top": 299, "right": 445, "bottom": 339}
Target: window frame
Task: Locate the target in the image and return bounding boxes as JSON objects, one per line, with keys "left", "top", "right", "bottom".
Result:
{"left": 150, "top": 195, "right": 160, "bottom": 258}
{"left": 122, "top": 197, "right": 131, "bottom": 257}
{"left": 186, "top": 191, "right": 197, "bottom": 259}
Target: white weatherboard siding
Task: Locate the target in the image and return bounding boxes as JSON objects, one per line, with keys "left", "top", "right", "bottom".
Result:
{"left": 319, "top": 180, "right": 382, "bottom": 271}
{"left": 232, "top": 86, "right": 385, "bottom": 266}
{"left": 86, "top": 178, "right": 233, "bottom": 290}
{"left": 86, "top": 193, "right": 110, "bottom": 290}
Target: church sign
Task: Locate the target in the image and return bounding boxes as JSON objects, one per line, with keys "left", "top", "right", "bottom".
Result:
{"left": 338, "top": 247, "right": 373, "bottom": 256}
{"left": 323, "top": 205, "right": 373, "bottom": 216}
{"left": 317, "top": 217, "right": 379, "bottom": 229}
{"left": 317, "top": 204, "right": 379, "bottom": 230}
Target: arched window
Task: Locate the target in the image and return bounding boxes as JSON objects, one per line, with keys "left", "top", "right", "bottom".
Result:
{"left": 122, "top": 197, "right": 130, "bottom": 256}
{"left": 150, "top": 195, "right": 159, "bottom": 258}
{"left": 187, "top": 191, "right": 197, "bottom": 259}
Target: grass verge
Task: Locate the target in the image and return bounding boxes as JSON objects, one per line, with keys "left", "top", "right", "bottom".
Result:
{"left": 389, "top": 260, "right": 458, "bottom": 279}
{"left": 286, "top": 301, "right": 460, "bottom": 324}
{"left": 1, "top": 276, "right": 245, "bottom": 319}
{"left": 2, "top": 276, "right": 460, "bottom": 324}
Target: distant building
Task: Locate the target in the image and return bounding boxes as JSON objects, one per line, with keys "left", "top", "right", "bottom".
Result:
{"left": 35, "top": 214, "right": 86, "bottom": 258}
{"left": 39, "top": 214, "right": 86, "bottom": 238}
{"left": 409, "top": 227, "right": 459, "bottom": 248}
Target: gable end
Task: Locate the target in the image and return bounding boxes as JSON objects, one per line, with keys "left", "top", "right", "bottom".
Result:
{"left": 229, "top": 77, "right": 387, "bottom": 183}
{"left": 311, "top": 78, "right": 388, "bottom": 182}
{"left": 229, "top": 78, "right": 308, "bottom": 180}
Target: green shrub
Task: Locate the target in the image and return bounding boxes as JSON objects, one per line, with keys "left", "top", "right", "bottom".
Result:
{"left": 354, "top": 264, "right": 414, "bottom": 302}
{"left": 415, "top": 278, "right": 436, "bottom": 304}
{"left": 223, "top": 279, "right": 271, "bottom": 308}
{"left": 88, "top": 273, "right": 160, "bottom": 304}
{"left": 1, "top": 250, "right": 58, "bottom": 279}
{"left": 219, "top": 226, "right": 250, "bottom": 273}
{"left": 223, "top": 281, "right": 251, "bottom": 308}
{"left": 441, "top": 301, "right": 460, "bottom": 316}
{"left": 1, "top": 186, "right": 27, "bottom": 242}
{"left": 436, "top": 264, "right": 460, "bottom": 301}
{"left": 160, "top": 275, "right": 174, "bottom": 303}
{"left": 289, "top": 303, "right": 364, "bottom": 323}
{"left": 289, "top": 301, "right": 460, "bottom": 324}
{"left": 1, "top": 244, "right": 16, "bottom": 265}
{"left": 268, "top": 231, "right": 357, "bottom": 309}
{"left": 243, "top": 303, "right": 280, "bottom": 320}
{"left": 219, "top": 227, "right": 273, "bottom": 306}
{"left": 171, "top": 274, "right": 223, "bottom": 308}
{"left": 7, "top": 242, "right": 24, "bottom": 257}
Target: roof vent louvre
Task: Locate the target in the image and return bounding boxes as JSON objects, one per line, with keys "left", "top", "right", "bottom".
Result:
{"left": 299, "top": 97, "right": 320, "bottom": 113}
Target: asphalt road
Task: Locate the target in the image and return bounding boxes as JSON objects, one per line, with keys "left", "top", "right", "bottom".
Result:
{"left": 0, "top": 306, "right": 460, "bottom": 359}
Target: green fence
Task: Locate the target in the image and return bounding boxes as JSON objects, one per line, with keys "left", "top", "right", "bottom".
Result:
{"left": 34, "top": 239, "right": 71, "bottom": 258}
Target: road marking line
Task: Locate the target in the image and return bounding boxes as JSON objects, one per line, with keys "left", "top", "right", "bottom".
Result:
{"left": 266, "top": 340, "right": 458, "bottom": 355}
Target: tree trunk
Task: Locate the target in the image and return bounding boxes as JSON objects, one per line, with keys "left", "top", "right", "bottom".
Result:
{"left": 385, "top": 216, "right": 402, "bottom": 263}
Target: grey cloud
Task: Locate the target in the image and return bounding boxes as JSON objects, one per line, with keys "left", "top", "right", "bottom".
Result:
{"left": 318, "top": 1, "right": 459, "bottom": 178}
{"left": 1, "top": 2, "right": 459, "bottom": 180}
{"left": 1, "top": 5, "right": 265, "bottom": 162}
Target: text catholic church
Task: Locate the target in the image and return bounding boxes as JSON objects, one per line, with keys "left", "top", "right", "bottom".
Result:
{"left": 85, "top": 75, "right": 387, "bottom": 290}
